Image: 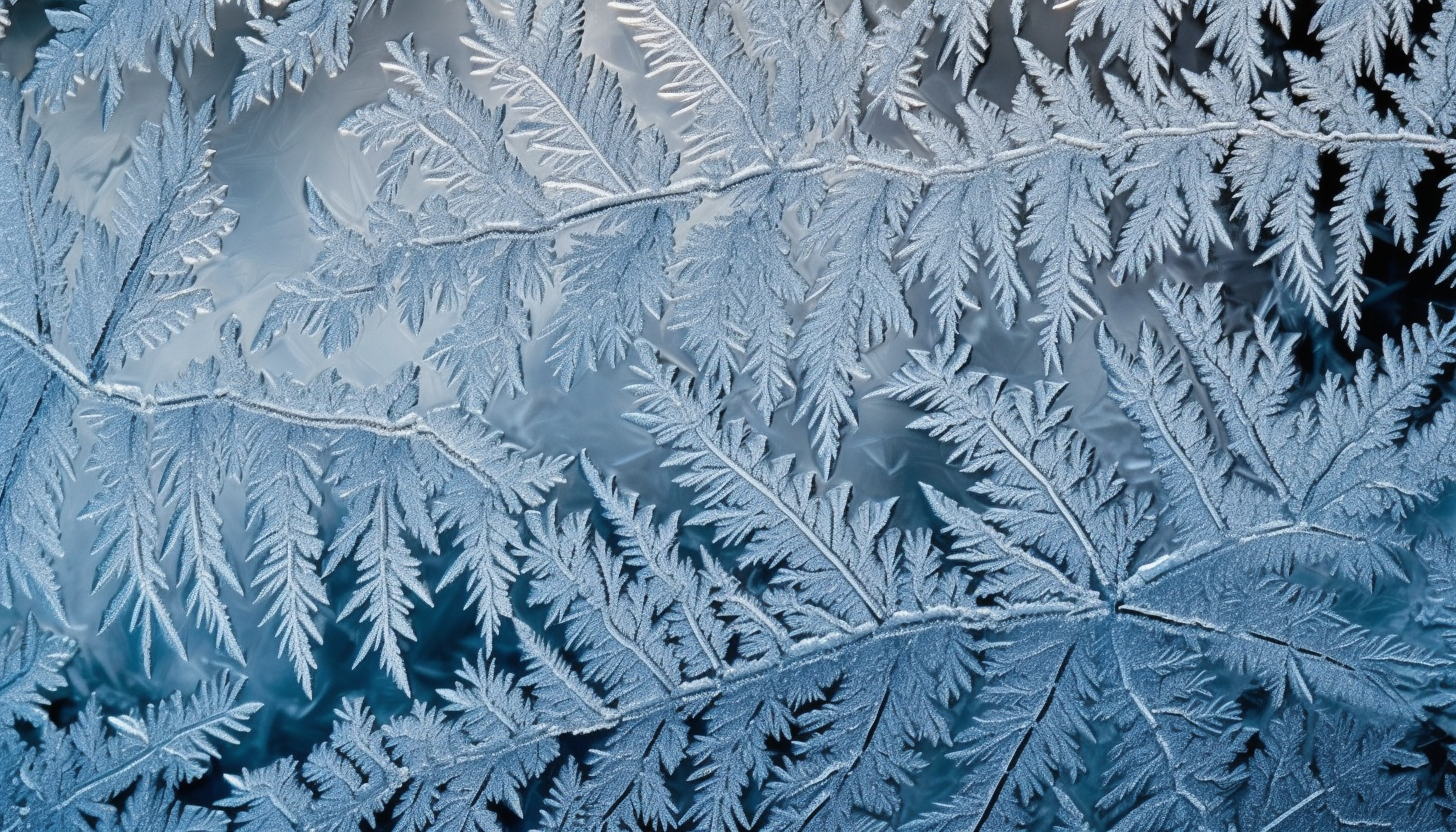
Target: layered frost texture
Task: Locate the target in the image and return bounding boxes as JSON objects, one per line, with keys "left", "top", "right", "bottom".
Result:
{"left": 3, "top": 0, "right": 1456, "bottom": 830}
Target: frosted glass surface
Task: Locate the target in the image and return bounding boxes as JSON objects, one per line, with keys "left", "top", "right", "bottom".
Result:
{"left": 0, "top": 0, "right": 1454, "bottom": 829}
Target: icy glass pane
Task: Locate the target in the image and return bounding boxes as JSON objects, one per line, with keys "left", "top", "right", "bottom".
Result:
{"left": 1, "top": 0, "right": 1455, "bottom": 829}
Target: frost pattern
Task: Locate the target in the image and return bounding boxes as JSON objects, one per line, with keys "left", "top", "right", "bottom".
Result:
{"left": 3, "top": 0, "right": 1456, "bottom": 830}
{"left": 230, "top": 0, "right": 1456, "bottom": 466}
